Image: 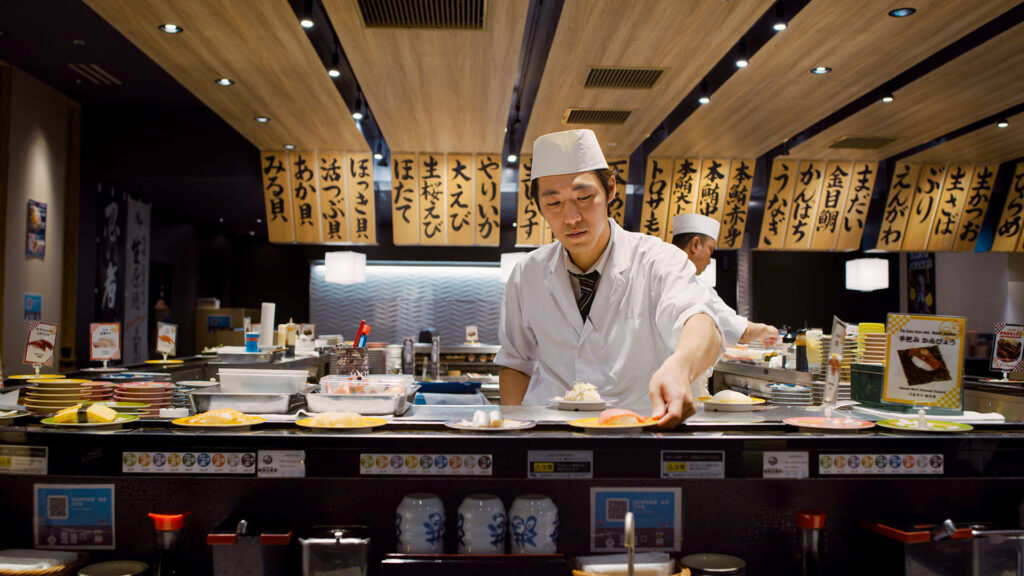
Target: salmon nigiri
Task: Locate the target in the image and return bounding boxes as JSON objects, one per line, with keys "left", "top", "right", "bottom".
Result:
{"left": 597, "top": 408, "right": 655, "bottom": 426}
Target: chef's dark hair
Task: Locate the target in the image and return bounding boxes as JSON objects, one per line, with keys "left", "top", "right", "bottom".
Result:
{"left": 528, "top": 168, "right": 615, "bottom": 206}
{"left": 671, "top": 232, "right": 713, "bottom": 252}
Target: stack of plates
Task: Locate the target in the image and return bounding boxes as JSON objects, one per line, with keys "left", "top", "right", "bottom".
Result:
{"left": 768, "top": 383, "right": 813, "bottom": 406}
{"left": 21, "top": 379, "right": 93, "bottom": 414}
{"left": 82, "top": 381, "right": 116, "bottom": 401}
{"left": 113, "top": 382, "right": 175, "bottom": 417}
{"left": 841, "top": 333, "right": 859, "bottom": 379}
{"left": 861, "top": 332, "right": 887, "bottom": 364}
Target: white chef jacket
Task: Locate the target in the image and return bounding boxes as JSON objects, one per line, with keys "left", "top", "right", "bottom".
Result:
{"left": 496, "top": 219, "right": 725, "bottom": 413}
{"left": 696, "top": 275, "right": 748, "bottom": 346}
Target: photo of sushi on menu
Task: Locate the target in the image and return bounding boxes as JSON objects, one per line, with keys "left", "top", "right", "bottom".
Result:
{"left": 24, "top": 321, "right": 59, "bottom": 366}
{"left": 883, "top": 313, "right": 965, "bottom": 409}
{"left": 991, "top": 323, "right": 1024, "bottom": 373}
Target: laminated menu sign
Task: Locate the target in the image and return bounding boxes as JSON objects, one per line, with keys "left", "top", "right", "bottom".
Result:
{"left": 24, "top": 321, "right": 58, "bottom": 366}
{"left": 991, "top": 323, "right": 1024, "bottom": 373}
{"left": 590, "top": 487, "right": 681, "bottom": 551}
{"left": 824, "top": 316, "right": 848, "bottom": 405}
{"left": 34, "top": 484, "right": 115, "bottom": 549}
{"left": 89, "top": 323, "right": 121, "bottom": 361}
{"left": 156, "top": 322, "right": 177, "bottom": 356}
{"left": 883, "top": 313, "right": 965, "bottom": 411}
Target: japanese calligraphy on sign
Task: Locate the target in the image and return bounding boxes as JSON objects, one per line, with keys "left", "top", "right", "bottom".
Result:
{"left": 883, "top": 313, "right": 965, "bottom": 412}
{"left": 347, "top": 152, "right": 376, "bottom": 244}
{"left": 696, "top": 158, "right": 730, "bottom": 222}
{"left": 290, "top": 151, "right": 322, "bottom": 243}
{"left": 953, "top": 164, "right": 998, "bottom": 252}
{"left": 835, "top": 162, "right": 878, "bottom": 251}
{"left": 784, "top": 161, "right": 825, "bottom": 250}
{"left": 318, "top": 151, "right": 348, "bottom": 243}
{"left": 993, "top": 162, "right": 1024, "bottom": 252}
{"left": 901, "top": 164, "right": 948, "bottom": 252}
{"left": 718, "top": 159, "right": 754, "bottom": 249}
{"left": 607, "top": 157, "right": 629, "bottom": 227}
{"left": 665, "top": 157, "right": 701, "bottom": 239}
{"left": 759, "top": 158, "right": 797, "bottom": 249}
{"left": 261, "top": 151, "right": 295, "bottom": 243}
{"left": 391, "top": 153, "right": 420, "bottom": 245}
{"left": 516, "top": 155, "right": 542, "bottom": 246}
{"left": 876, "top": 162, "right": 922, "bottom": 251}
{"left": 475, "top": 154, "right": 501, "bottom": 246}
{"left": 925, "top": 164, "right": 973, "bottom": 252}
{"left": 809, "top": 161, "right": 853, "bottom": 250}
{"left": 640, "top": 157, "right": 672, "bottom": 237}
{"left": 419, "top": 153, "right": 447, "bottom": 245}
{"left": 446, "top": 154, "right": 475, "bottom": 245}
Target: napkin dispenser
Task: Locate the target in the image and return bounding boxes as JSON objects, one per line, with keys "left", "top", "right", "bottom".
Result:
{"left": 299, "top": 525, "right": 370, "bottom": 576}
{"left": 207, "top": 516, "right": 293, "bottom": 576}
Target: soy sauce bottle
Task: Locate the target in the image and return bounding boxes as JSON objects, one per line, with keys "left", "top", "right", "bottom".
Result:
{"left": 794, "top": 509, "right": 825, "bottom": 576}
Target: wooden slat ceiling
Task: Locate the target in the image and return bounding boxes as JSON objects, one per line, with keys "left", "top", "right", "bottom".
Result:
{"left": 903, "top": 111, "right": 1024, "bottom": 164}
{"left": 653, "top": 0, "right": 1020, "bottom": 159}
{"left": 322, "top": 0, "right": 529, "bottom": 153}
{"left": 83, "top": 0, "right": 368, "bottom": 152}
{"left": 791, "top": 21, "right": 1024, "bottom": 161}
{"left": 522, "top": 0, "right": 771, "bottom": 157}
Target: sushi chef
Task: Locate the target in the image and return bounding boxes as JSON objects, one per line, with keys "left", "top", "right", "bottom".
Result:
{"left": 495, "top": 129, "right": 724, "bottom": 427}
{"left": 671, "top": 213, "right": 780, "bottom": 347}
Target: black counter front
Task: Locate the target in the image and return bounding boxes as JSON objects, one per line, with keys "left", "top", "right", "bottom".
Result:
{"left": 1, "top": 421, "right": 1023, "bottom": 575}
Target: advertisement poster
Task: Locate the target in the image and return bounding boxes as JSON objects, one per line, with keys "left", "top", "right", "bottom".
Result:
{"left": 23, "top": 321, "right": 58, "bottom": 366}
{"left": 24, "top": 293, "right": 42, "bottom": 321}
{"left": 907, "top": 253, "right": 936, "bottom": 314}
{"left": 34, "top": 484, "right": 115, "bottom": 549}
{"left": 991, "top": 323, "right": 1024, "bottom": 373}
{"left": 156, "top": 322, "right": 177, "bottom": 356}
{"left": 590, "top": 487, "right": 681, "bottom": 552}
{"left": 89, "top": 323, "right": 121, "bottom": 361}
{"left": 883, "top": 313, "right": 965, "bottom": 411}
{"left": 27, "top": 199, "right": 46, "bottom": 259}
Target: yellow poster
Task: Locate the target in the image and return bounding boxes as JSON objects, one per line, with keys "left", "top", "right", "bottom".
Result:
{"left": 474, "top": 154, "right": 501, "bottom": 246}
{"left": 419, "top": 153, "right": 447, "bottom": 245}
{"left": 784, "top": 160, "right": 826, "bottom": 250}
{"left": 640, "top": 157, "right": 672, "bottom": 238}
{"left": 318, "top": 151, "right": 348, "bottom": 243}
{"left": 446, "top": 154, "right": 475, "bottom": 246}
{"left": 516, "top": 155, "right": 542, "bottom": 246}
{"left": 606, "top": 157, "right": 629, "bottom": 227}
{"left": 290, "top": 150, "right": 321, "bottom": 243}
{"left": 346, "top": 152, "right": 375, "bottom": 244}
{"left": 758, "top": 157, "right": 797, "bottom": 249}
{"left": 718, "top": 158, "right": 754, "bottom": 249}
{"left": 875, "top": 162, "right": 922, "bottom": 251}
{"left": 952, "top": 164, "right": 998, "bottom": 252}
{"left": 925, "top": 164, "right": 973, "bottom": 252}
{"left": 835, "top": 162, "right": 879, "bottom": 251}
{"left": 391, "top": 153, "right": 420, "bottom": 246}
{"left": 901, "top": 164, "right": 948, "bottom": 252}
{"left": 260, "top": 151, "right": 294, "bottom": 244}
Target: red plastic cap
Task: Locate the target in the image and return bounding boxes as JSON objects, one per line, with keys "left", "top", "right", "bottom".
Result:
{"left": 795, "top": 509, "right": 826, "bottom": 529}
{"left": 149, "top": 512, "right": 190, "bottom": 531}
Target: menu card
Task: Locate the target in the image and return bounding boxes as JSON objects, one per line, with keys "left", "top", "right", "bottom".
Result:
{"left": 156, "top": 322, "right": 177, "bottom": 356}
{"left": 883, "top": 313, "right": 965, "bottom": 412}
{"left": 23, "top": 321, "right": 58, "bottom": 366}
{"left": 991, "top": 322, "right": 1024, "bottom": 373}
{"left": 89, "top": 323, "right": 121, "bottom": 361}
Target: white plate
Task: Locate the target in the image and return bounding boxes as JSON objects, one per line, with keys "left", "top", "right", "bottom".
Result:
{"left": 444, "top": 419, "right": 535, "bottom": 431}
{"left": 546, "top": 397, "right": 615, "bottom": 411}
{"left": 698, "top": 396, "right": 766, "bottom": 412}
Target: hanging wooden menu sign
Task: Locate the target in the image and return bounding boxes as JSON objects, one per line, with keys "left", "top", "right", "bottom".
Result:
{"left": 953, "top": 164, "right": 998, "bottom": 252}
{"left": 809, "top": 162, "right": 853, "bottom": 250}
{"left": 876, "top": 162, "right": 922, "bottom": 251}
{"left": 784, "top": 161, "right": 826, "bottom": 250}
{"left": 474, "top": 154, "right": 501, "bottom": 246}
{"left": 391, "top": 154, "right": 420, "bottom": 245}
{"left": 758, "top": 157, "right": 797, "bottom": 249}
{"left": 697, "top": 158, "right": 730, "bottom": 222}
{"left": 926, "top": 164, "right": 973, "bottom": 252}
{"left": 419, "top": 153, "right": 447, "bottom": 245}
{"left": 835, "top": 161, "right": 878, "bottom": 251}
{"left": 318, "top": 151, "right": 348, "bottom": 243}
{"left": 640, "top": 157, "right": 672, "bottom": 237}
{"left": 718, "top": 158, "right": 754, "bottom": 249}
{"left": 516, "top": 155, "right": 542, "bottom": 246}
{"left": 261, "top": 151, "right": 295, "bottom": 243}
{"left": 902, "top": 164, "right": 948, "bottom": 252}
{"left": 290, "top": 150, "right": 322, "bottom": 243}
{"left": 607, "top": 157, "right": 629, "bottom": 227}
{"left": 665, "top": 158, "right": 701, "bottom": 239}
{"left": 542, "top": 219, "right": 554, "bottom": 244}
{"left": 992, "top": 161, "right": 1024, "bottom": 251}
{"left": 347, "top": 152, "right": 375, "bottom": 244}
{"left": 446, "top": 154, "right": 475, "bottom": 246}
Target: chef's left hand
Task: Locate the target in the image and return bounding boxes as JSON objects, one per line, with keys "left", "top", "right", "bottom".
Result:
{"left": 649, "top": 354, "right": 697, "bottom": 428}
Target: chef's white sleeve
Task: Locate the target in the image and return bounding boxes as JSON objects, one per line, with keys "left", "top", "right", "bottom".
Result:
{"left": 707, "top": 286, "right": 748, "bottom": 346}
{"left": 493, "top": 263, "right": 537, "bottom": 375}
{"left": 650, "top": 242, "right": 726, "bottom": 355}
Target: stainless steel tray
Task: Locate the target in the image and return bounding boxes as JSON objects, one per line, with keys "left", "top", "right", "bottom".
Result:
{"left": 212, "top": 349, "right": 285, "bottom": 364}
{"left": 304, "top": 385, "right": 419, "bottom": 416}
{"left": 188, "top": 385, "right": 314, "bottom": 414}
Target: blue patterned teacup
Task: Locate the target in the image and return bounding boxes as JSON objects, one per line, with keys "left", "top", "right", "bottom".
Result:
{"left": 396, "top": 493, "right": 445, "bottom": 553}
{"left": 458, "top": 493, "right": 506, "bottom": 554}
{"left": 509, "top": 494, "right": 558, "bottom": 554}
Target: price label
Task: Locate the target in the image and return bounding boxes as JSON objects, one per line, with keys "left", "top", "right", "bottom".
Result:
{"left": 661, "top": 451, "right": 724, "bottom": 478}
{"left": 528, "top": 450, "right": 593, "bottom": 479}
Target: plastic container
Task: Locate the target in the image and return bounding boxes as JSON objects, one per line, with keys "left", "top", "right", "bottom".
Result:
{"left": 217, "top": 368, "right": 309, "bottom": 393}
{"left": 300, "top": 526, "right": 370, "bottom": 576}
{"left": 149, "top": 512, "right": 189, "bottom": 576}
{"left": 795, "top": 510, "right": 825, "bottom": 576}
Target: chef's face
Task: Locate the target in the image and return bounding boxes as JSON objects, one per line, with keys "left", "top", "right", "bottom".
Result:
{"left": 534, "top": 171, "right": 613, "bottom": 269}
{"left": 687, "top": 235, "right": 716, "bottom": 275}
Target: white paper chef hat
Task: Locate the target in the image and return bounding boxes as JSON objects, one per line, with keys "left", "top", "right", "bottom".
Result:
{"left": 530, "top": 129, "right": 608, "bottom": 181}
{"left": 672, "top": 213, "right": 721, "bottom": 239}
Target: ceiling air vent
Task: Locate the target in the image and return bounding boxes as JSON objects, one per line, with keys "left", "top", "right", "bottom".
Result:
{"left": 68, "top": 63, "right": 122, "bottom": 86}
{"left": 564, "top": 108, "right": 632, "bottom": 125}
{"left": 357, "top": 0, "right": 485, "bottom": 29}
{"left": 828, "top": 136, "right": 897, "bottom": 149}
{"left": 585, "top": 67, "right": 664, "bottom": 89}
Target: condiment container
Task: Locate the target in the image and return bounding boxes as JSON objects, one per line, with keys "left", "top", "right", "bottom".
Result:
{"left": 299, "top": 526, "right": 370, "bottom": 576}
{"left": 795, "top": 509, "right": 825, "bottom": 576}
{"left": 680, "top": 553, "right": 745, "bottom": 575}
{"left": 207, "top": 517, "right": 293, "bottom": 576}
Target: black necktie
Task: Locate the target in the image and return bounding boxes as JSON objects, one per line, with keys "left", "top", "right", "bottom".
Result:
{"left": 571, "top": 270, "right": 600, "bottom": 320}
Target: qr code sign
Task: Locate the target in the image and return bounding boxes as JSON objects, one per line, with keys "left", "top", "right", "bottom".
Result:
{"left": 606, "top": 498, "right": 630, "bottom": 521}
{"left": 47, "top": 495, "right": 68, "bottom": 519}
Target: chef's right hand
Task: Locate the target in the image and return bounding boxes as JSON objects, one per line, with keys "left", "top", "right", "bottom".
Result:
{"left": 648, "top": 354, "right": 697, "bottom": 428}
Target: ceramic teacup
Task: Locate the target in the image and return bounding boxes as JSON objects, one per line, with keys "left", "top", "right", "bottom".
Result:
{"left": 395, "top": 493, "right": 445, "bottom": 553}
{"left": 509, "top": 494, "right": 558, "bottom": 554}
{"left": 458, "top": 493, "right": 506, "bottom": 554}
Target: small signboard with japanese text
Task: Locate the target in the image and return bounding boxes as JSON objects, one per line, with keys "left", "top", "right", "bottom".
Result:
{"left": 89, "top": 323, "right": 121, "bottom": 362}
{"left": 991, "top": 322, "right": 1024, "bottom": 374}
{"left": 24, "top": 321, "right": 58, "bottom": 366}
{"left": 883, "top": 313, "right": 965, "bottom": 413}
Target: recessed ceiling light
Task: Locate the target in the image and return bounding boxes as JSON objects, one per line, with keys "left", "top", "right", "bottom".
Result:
{"left": 328, "top": 69, "right": 341, "bottom": 78}
{"left": 888, "top": 7, "right": 916, "bottom": 17}
{"left": 215, "top": 77, "right": 234, "bottom": 86}
{"left": 735, "top": 58, "right": 749, "bottom": 68}
{"left": 300, "top": 18, "right": 314, "bottom": 29}
{"left": 255, "top": 116, "right": 270, "bottom": 123}
{"left": 249, "top": 231, "right": 255, "bottom": 236}
{"left": 507, "top": 153, "right": 518, "bottom": 163}
{"left": 374, "top": 151, "right": 383, "bottom": 160}
{"left": 698, "top": 95, "right": 711, "bottom": 105}
{"left": 811, "top": 66, "right": 832, "bottom": 75}
{"left": 284, "top": 144, "right": 296, "bottom": 150}
{"left": 72, "top": 39, "right": 86, "bottom": 46}
{"left": 219, "top": 218, "right": 224, "bottom": 223}
{"left": 352, "top": 110, "right": 364, "bottom": 121}
{"left": 159, "top": 23, "right": 183, "bottom": 34}
{"left": 997, "top": 119, "right": 1009, "bottom": 128}
{"left": 881, "top": 92, "right": 895, "bottom": 103}
{"left": 773, "top": 22, "right": 787, "bottom": 31}
{"left": 256, "top": 218, "right": 263, "bottom": 224}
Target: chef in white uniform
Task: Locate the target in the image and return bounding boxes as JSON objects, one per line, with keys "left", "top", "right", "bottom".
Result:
{"left": 495, "top": 129, "right": 724, "bottom": 427}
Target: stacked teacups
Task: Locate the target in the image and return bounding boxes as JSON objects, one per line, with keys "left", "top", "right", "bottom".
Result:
{"left": 457, "top": 494, "right": 506, "bottom": 554}
{"left": 395, "top": 493, "right": 446, "bottom": 553}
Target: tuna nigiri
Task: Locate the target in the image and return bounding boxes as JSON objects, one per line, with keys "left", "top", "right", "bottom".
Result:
{"left": 596, "top": 408, "right": 655, "bottom": 426}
